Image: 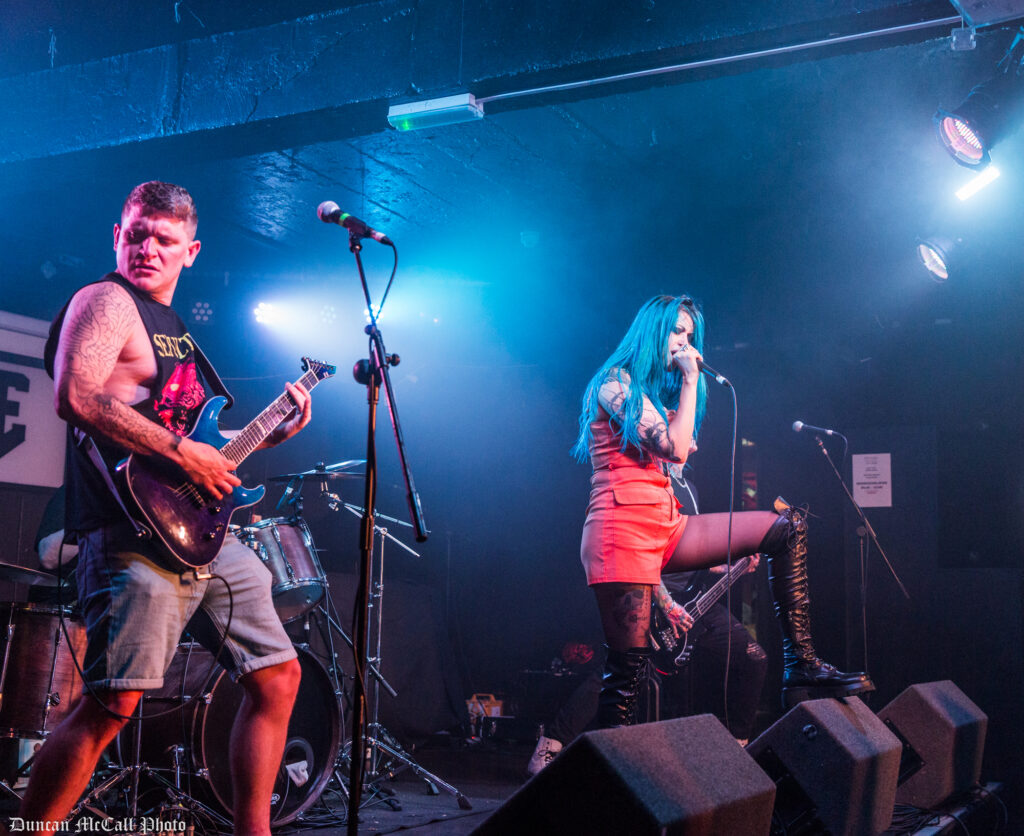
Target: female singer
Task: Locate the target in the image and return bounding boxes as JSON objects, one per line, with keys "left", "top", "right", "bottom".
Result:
{"left": 573, "top": 294, "right": 871, "bottom": 727}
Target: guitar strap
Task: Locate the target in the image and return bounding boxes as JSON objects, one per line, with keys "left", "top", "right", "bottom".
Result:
{"left": 72, "top": 428, "right": 152, "bottom": 540}
{"left": 192, "top": 340, "right": 234, "bottom": 410}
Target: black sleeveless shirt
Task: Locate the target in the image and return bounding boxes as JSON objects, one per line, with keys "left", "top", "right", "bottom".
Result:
{"left": 47, "top": 273, "right": 212, "bottom": 533}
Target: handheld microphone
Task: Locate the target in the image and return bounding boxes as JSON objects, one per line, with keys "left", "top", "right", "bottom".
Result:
{"left": 698, "top": 360, "right": 731, "bottom": 388}
{"left": 317, "top": 201, "right": 393, "bottom": 245}
{"left": 792, "top": 420, "right": 843, "bottom": 437}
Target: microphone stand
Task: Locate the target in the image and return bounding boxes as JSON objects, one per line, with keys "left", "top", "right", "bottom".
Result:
{"left": 345, "top": 231, "right": 429, "bottom": 835}
{"left": 811, "top": 435, "right": 910, "bottom": 676}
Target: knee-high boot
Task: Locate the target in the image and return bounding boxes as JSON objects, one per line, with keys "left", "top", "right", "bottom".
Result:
{"left": 762, "top": 498, "right": 874, "bottom": 708}
{"left": 596, "top": 646, "right": 651, "bottom": 729}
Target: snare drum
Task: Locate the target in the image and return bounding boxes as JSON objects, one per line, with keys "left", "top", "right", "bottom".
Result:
{"left": 0, "top": 603, "right": 86, "bottom": 738}
{"left": 239, "top": 518, "right": 326, "bottom": 623}
{"left": 119, "top": 643, "right": 341, "bottom": 825}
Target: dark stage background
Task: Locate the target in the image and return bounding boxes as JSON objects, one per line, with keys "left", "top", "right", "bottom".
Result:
{"left": 2, "top": 0, "right": 1023, "bottom": 822}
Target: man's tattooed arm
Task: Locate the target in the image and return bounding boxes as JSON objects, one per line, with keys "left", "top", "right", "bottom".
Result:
{"left": 54, "top": 283, "right": 183, "bottom": 459}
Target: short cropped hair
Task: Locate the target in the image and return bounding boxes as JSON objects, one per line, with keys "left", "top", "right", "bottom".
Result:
{"left": 121, "top": 181, "right": 198, "bottom": 232}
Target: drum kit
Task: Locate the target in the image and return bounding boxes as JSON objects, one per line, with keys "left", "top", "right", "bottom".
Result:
{"left": 0, "top": 460, "right": 467, "bottom": 829}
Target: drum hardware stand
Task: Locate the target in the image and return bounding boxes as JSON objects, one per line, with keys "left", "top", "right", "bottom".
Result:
{"left": 69, "top": 695, "right": 231, "bottom": 832}
{"left": 0, "top": 777, "right": 22, "bottom": 801}
{"left": 328, "top": 498, "right": 471, "bottom": 812}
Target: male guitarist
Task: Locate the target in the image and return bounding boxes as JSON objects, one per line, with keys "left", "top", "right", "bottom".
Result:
{"left": 15, "top": 182, "right": 309, "bottom": 835}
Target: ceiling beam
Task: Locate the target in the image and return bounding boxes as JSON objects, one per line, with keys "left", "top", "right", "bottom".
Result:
{"left": 0, "top": 0, "right": 957, "bottom": 170}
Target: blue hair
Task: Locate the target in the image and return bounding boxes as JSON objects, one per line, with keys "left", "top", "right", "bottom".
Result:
{"left": 572, "top": 295, "right": 708, "bottom": 461}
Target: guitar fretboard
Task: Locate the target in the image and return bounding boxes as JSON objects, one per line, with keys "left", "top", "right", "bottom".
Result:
{"left": 220, "top": 369, "right": 321, "bottom": 464}
{"left": 692, "top": 555, "right": 752, "bottom": 618}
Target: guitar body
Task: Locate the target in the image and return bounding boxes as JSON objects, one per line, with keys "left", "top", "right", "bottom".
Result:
{"left": 650, "top": 589, "right": 700, "bottom": 675}
{"left": 124, "top": 396, "right": 266, "bottom": 569}
{"left": 649, "top": 555, "right": 754, "bottom": 676}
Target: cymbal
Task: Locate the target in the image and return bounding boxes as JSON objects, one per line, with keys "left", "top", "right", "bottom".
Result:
{"left": 269, "top": 460, "right": 365, "bottom": 483}
{"left": 0, "top": 561, "right": 61, "bottom": 588}
{"left": 320, "top": 459, "right": 365, "bottom": 473}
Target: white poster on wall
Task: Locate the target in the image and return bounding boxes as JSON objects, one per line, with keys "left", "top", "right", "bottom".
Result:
{"left": 0, "top": 311, "right": 64, "bottom": 488}
{"left": 852, "top": 453, "right": 892, "bottom": 508}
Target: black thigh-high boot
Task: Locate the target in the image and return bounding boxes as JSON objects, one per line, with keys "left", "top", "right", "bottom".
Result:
{"left": 596, "top": 646, "right": 651, "bottom": 728}
{"left": 762, "top": 498, "right": 874, "bottom": 708}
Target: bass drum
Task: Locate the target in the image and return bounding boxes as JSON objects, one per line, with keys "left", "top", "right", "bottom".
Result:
{"left": 121, "top": 643, "right": 341, "bottom": 825}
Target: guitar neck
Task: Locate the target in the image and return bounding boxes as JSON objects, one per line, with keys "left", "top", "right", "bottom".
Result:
{"left": 219, "top": 368, "right": 321, "bottom": 465}
{"left": 690, "top": 555, "right": 753, "bottom": 619}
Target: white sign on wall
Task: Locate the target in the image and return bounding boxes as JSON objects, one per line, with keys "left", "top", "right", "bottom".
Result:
{"left": 0, "top": 311, "right": 64, "bottom": 488}
{"left": 852, "top": 453, "right": 892, "bottom": 508}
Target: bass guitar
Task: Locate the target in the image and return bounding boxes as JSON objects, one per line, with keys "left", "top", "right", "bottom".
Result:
{"left": 121, "top": 357, "right": 336, "bottom": 569}
{"left": 650, "top": 555, "right": 754, "bottom": 675}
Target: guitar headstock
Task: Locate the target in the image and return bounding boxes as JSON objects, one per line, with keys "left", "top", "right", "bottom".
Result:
{"left": 302, "top": 357, "right": 338, "bottom": 381}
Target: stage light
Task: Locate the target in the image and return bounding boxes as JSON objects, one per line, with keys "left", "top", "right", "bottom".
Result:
{"left": 387, "top": 94, "right": 484, "bottom": 131}
{"left": 916, "top": 237, "right": 959, "bottom": 282}
{"left": 190, "top": 301, "right": 213, "bottom": 323}
{"left": 321, "top": 304, "right": 337, "bottom": 325}
{"left": 955, "top": 165, "right": 1001, "bottom": 200}
{"left": 935, "top": 28, "right": 1024, "bottom": 168}
{"left": 254, "top": 301, "right": 277, "bottom": 325}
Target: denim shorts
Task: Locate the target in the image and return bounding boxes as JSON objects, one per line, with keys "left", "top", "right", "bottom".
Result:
{"left": 76, "top": 521, "right": 296, "bottom": 690}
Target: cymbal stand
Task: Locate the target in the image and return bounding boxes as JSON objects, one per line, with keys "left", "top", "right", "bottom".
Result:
{"left": 327, "top": 497, "right": 471, "bottom": 811}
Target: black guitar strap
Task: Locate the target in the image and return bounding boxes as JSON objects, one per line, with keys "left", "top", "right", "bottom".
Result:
{"left": 72, "top": 428, "right": 152, "bottom": 541}
{"left": 192, "top": 340, "right": 233, "bottom": 410}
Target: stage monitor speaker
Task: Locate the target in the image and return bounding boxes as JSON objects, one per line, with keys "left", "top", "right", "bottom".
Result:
{"left": 876, "top": 679, "right": 987, "bottom": 810}
{"left": 473, "top": 714, "right": 775, "bottom": 835}
{"left": 746, "top": 697, "right": 901, "bottom": 836}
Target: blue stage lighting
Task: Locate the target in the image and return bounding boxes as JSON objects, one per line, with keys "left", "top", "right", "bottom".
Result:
{"left": 254, "top": 301, "right": 277, "bottom": 325}
{"left": 935, "top": 28, "right": 1024, "bottom": 168}
{"left": 916, "top": 237, "right": 956, "bottom": 282}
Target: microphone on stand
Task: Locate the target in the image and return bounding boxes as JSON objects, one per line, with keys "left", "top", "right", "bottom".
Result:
{"left": 275, "top": 476, "right": 300, "bottom": 512}
{"left": 792, "top": 420, "right": 845, "bottom": 438}
{"left": 317, "top": 201, "right": 393, "bottom": 245}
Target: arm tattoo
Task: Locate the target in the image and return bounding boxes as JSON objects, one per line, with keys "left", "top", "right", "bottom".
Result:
{"left": 598, "top": 376, "right": 678, "bottom": 460}
{"left": 640, "top": 423, "right": 676, "bottom": 461}
{"left": 57, "top": 284, "right": 180, "bottom": 458}
{"left": 653, "top": 582, "right": 679, "bottom": 615}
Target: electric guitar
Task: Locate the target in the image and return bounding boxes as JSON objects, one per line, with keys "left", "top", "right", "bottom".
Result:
{"left": 121, "top": 357, "right": 336, "bottom": 569}
{"left": 650, "top": 555, "right": 754, "bottom": 675}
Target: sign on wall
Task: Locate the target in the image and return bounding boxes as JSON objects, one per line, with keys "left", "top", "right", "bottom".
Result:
{"left": 852, "top": 452, "right": 892, "bottom": 508}
{"left": 0, "top": 311, "right": 64, "bottom": 488}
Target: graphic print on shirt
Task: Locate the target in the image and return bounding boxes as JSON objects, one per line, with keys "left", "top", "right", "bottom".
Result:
{"left": 154, "top": 355, "right": 206, "bottom": 436}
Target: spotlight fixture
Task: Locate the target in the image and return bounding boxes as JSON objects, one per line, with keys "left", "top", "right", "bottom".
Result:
{"left": 935, "top": 28, "right": 1024, "bottom": 168}
{"left": 916, "top": 236, "right": 960, "bottom": 282}
{"left": 321, "top": 304, "right": 337, "bottom": 325}
{"left": 387, "top": 93, "right": 484, "bottom": 131}
{"left": 254, "top": 301, "right": 277, "bottom": 325}
{"left": 190, "top": 301, "right": 213, "bottom": 323}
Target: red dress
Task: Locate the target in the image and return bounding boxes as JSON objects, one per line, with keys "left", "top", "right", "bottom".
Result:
{"left": 579, "top": 409, "right": 687, "bottom": 585}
